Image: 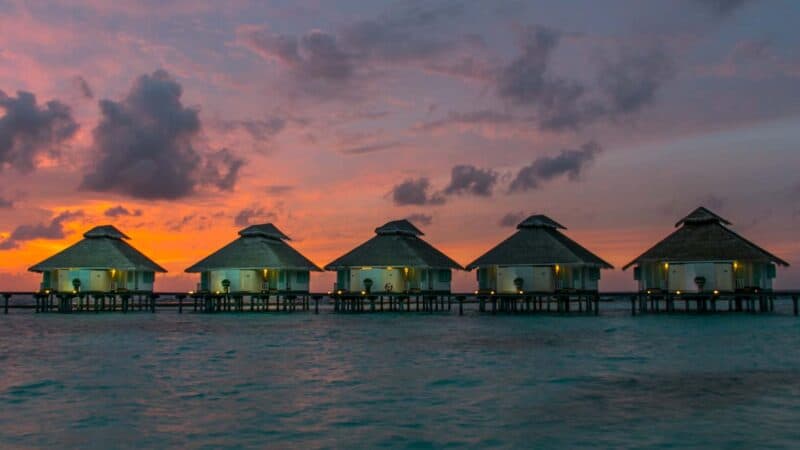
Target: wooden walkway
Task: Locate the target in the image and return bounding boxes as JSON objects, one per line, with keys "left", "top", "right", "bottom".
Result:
{"left": 0, "top": 291, "right": 798, "bottom": 316}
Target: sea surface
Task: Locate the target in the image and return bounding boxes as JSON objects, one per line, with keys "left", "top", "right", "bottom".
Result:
{"left": 1, "top": 302, "right": 800, "bottom": 449}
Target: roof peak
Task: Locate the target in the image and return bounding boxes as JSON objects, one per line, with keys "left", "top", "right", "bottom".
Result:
{"left": 675, "top": 207, "right": 731, "bottom": 227}
{"left": 238, "top": 223, "right": 290, "bottom": 240}
{"left": 375, "top": 219, "right": 424, "bottom": 236}
{"left": 517, "top": 215, "right": 566, "bottom": 230}
{"left": 83, "top": 225, "right": 129, "bottom": 240}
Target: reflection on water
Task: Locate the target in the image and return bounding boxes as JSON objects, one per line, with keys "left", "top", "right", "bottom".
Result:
{"left": 1, "top": 311, "right": 800, "bottom": 448}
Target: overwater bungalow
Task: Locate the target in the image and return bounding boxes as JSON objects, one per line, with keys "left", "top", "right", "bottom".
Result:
{"left": 324, "top": 219, "right": 463, "bottom": 294}
{"left": 28, "top": 225, "right": 166, "bottom": 293}
{"left": 466, "top": 215, "right": 613, "bottom": 294}
{"left": 623, "top": 207, "right": 789, "bottom": 294}
{"left": 185, "top": 223, "right": 321, "bottom": 294}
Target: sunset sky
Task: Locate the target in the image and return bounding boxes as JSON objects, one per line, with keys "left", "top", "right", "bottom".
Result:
{"left": 1, "top": 0, "right": 799, "bottom": 292}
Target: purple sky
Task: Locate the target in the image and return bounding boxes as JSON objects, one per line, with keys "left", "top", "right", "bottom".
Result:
{"left": 0, "top": 0, "right": 798, "bottom": 291}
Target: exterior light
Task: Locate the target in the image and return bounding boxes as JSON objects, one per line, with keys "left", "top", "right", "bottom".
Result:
{"left": 664, "top": 263, "right": 669, "bottom": 270}
{"left": 555, "top": 265, "right": 560, "bottom": 273}
{"left": 336, "top": 290, "right": 342, "bottom": 295}
{"left": 387, "top": 266, "right": 393, "bottom": 271}
{"left": 215, "top": 291, "right": 220, "bottom": 295}
{"left": 676, "top": 290, "right": 681, "bottom": 295}
{"left": 733, "top": 262, "right": 738, "bottom": 270}
{"left": 327, "top": 291, "right": 332, "bottom": 295}
{"left": 713, "top": 290, "right": 719, "bottom": 295}
{"left": 474, "top": 290, "right": 479, "bottom": 295}
{"left": 111, "top": 268, "right": 116, "bottom": 277}
{"left": 647, "top": 290, "right": 651, "bottom": 295}
{"left": 518, "top": 290, "right": 523, "bottom": 295}
{"left": 361, "top": 291, "right": 366, "bottom": 295}
{"left": 361, "top": 266, "right": 373, "bottom": 270}
{"left": 490, "top": 290, "right": 495, "bottom": 295}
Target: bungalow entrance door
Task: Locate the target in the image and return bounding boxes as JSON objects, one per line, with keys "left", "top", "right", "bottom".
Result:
{"left": 532, "top": 266, "right": 554, "bottom": 292}
{"left": 668, "top": 264, "right": 685, "bottom": 292}
{"left": 715, "top": 263, "right": 733, "bottom": 292}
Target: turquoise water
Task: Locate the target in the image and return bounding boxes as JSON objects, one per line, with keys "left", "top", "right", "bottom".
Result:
{"left": 1, "top": 306, "right": 800, "bottom": 449}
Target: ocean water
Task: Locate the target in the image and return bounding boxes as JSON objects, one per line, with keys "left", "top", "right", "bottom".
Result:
{"left": 1, "top": 304, "right": 800, "bottom": 449}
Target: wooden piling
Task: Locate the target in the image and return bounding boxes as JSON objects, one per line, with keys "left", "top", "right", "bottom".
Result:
{"left": 793, "top": 295, "right": 798, "bottom": 316}
{"left": 2, "top": 294, "right": 9, "bottom": 314}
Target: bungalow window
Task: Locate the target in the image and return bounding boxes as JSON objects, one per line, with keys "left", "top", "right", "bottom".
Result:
{"left": 767, "top": 264, "right": 777, "bottom": 279}
{"left": 200, "top": 272, "right": 210, "bottom": 291}
{"left": 141, "top": 272, "right": 155, "bottom": 284}
{"left": 477, "top": 268, "right": 489, "bottom": 290}
{"left": 43, "top": 271, "right": 52, "bottom": 289}
{"left": 295, "top": 271, "right": 309, "bottom": 284}
{"left": 336, "top": 270, "right": 349, "bottom": 290}
{"left": 438, "top": 269, "right": 451, "bottom": 283}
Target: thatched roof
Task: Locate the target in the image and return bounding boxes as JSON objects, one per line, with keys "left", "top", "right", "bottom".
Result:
{"left": 466, "top": 215, "right": 613, "bottom": 270}
{"left": 324, "top": 219, "right": 463, "bottom": 270}
{"left": 29, "top": 225, "right": 166, "bottom": 273}
{"left": 623, "top": 207, "right": 789, "bottom": 270}
{"left": 185, "top": 223, "right": 321, "bottom": 272}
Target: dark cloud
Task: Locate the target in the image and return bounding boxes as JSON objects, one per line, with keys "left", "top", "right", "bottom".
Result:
{"left": 496, "top": 26, "right": 604, "bottom": 131}
{"left": 234, "top": 207, "right": 276, "bottom": 227}
{"left": 81, "top": 70, "right": 244, "bottom": 200}
{"left": 406, "top": 213, "right": 433, "bottom": 226}
{"left": 598, "top": 46, "right": 675, "bottom": 115}
{"left": 72, "top": 76, "right": 93, "bottom": 99}
{"left": 104, "top": 205, "right": 143, "bottom": 218}
{"left": 340, "top": 141, "right": 403, "bottom": 155}
{"left": 241, "top": 28, "right": 354, "bottom": 82}
{"left": 218, "top": 117, "right": 287, "bottom": 141}
{"left": 0, "top": 196, "right": 13, "bottom": 208}
{"left": 264, "top": 185, "right": 294, "bottom": 195}
{"left": 496, "top": 26, "right": 675, "bottom": 130}
{"left": 202, "top": 148, "right": 244, "bottom": 192}
{"left": 241, "top": 1, "right": 478, "bottom": 92}
{"left": 0, "top": 210, "right": 83, "bottom": 250}
{"left": 498, "top": 211, "right": 526, "bottom": 227}
{"left": 338, "top": 1, "right": 464, "bottom": 63}
{"left": 509, "top": 141, "right": 602, "bottom": 192}
{"left": 443, "top": 165, "right": 498, "bottom": 197}
{"left": 0, "top": 90, "right": 79, "bottom": 172}
{"left": 415, "top": 110, "right": 515, "bottom": 132}
{"left": 497, "top": 26, "right": 561, "bottom": 104}
{"left": 391, "top": 178, "right": 446, "bottom": 206}
{"left": 693, "top": 0, "right": 753, "bottom": 15}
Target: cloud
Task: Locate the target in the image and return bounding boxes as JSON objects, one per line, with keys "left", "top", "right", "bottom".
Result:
{"left": 338, "top": 1, "right": 464, "bottom": 63}
{"left": 81, "top": 70, "right": 244, "bottom": 200}
{"left": 218, "top": 117, "right": 287, "bottom": 141}
{"left": 72, "top": 76, "right": 93, "bottom": 99}
{"left": 496, "top": 26, "right": 675, "bottom": 130}
{"left": 509, "top": 141, "right": 602, "bottom": 192}
{"left": 406, "top": 213, "right": 433, "bottom": 226}
{"left": 598, "top": 46, "right": 675, "bottom": 115}
{"left": 240, "top": 28, "right": 354, "bottom": 83}
{"left": 693, "top": 0, "right": 753, "bottom": 15}
{"left": 0, "top": 90, "right": 79, "bottom": 172}
{"left": 264, "top": 185, "right": 294, "bottom": 195}
{"left": 498, "top": 211, "right": 526, "bottom": 227}
{"left": 443, "top": 164, "right": 498, "bottom": 197}
{"left": 104, "top": 205, "right": 143, "bottom": 218}
{"left": 391, "top": 177, "right": 446, "bottom": 206}
{"left": 415, "top": 110, "right": 515, "bottom": 132}
{"left": 340, "top": 141, "right": 403, "bottom": 155}
{"left": 0, "top": 196, "right": 13, "bottom": 208}
{"left": 496, "top": 26, "right": 603, "bottom": 131}
{"left": 0, "top": 210, "right": 84, "bottom": 250}
{"left": 234, "top": 207, "right": 276, "bottom": 227}
{"left": 240, "top": 2, "right": 478, "bottom": 93}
